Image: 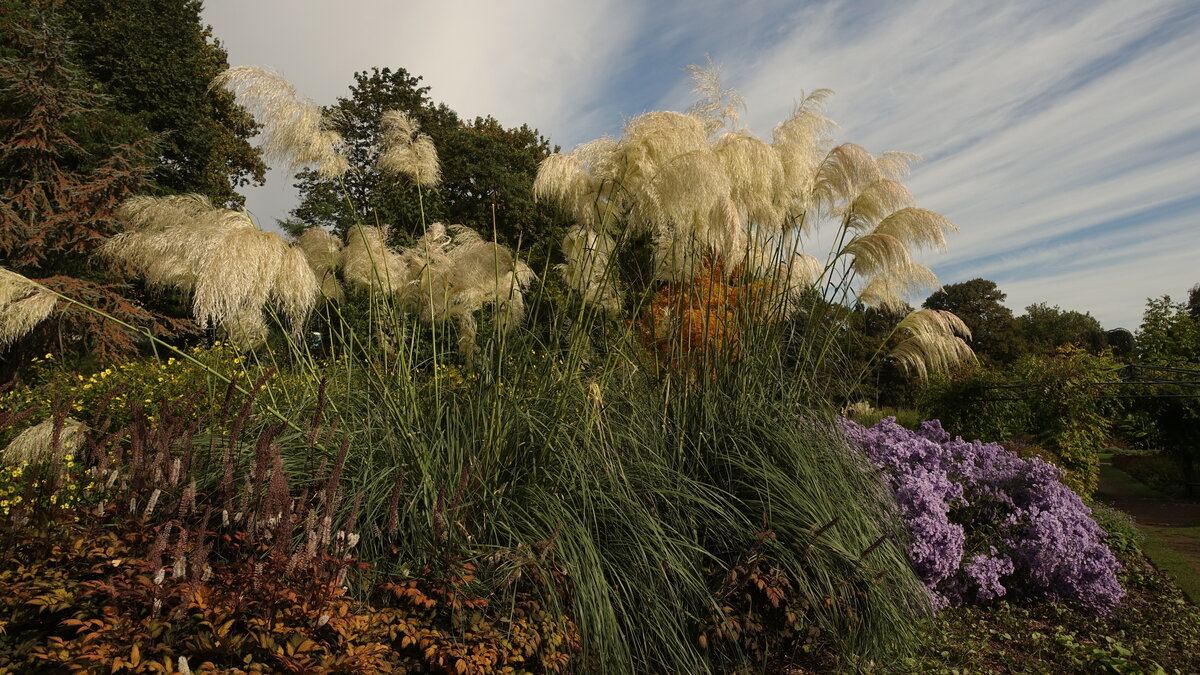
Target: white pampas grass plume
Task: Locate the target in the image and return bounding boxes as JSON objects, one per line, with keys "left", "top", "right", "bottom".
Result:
{"left": 297, "top": 227, "right": 343, "bottom": 275}
{"left": 378, "top": 110, "right": 441, "bottom": 187}
{"left": 343, "top": 225, "right": 408, "bottom": 294}
{"left": 889, "top": 309, "right": 975, "bottom": 379}
{"left": 857, "top": 263, "right": 940, "bottom": 313}
{"left": 272, "top": 245, "right": 321, "bottom": 334}
{"left": 556, "top": 226, "right": 623, "bottom": 314}
{"left": 772, "top": 89, "right": 835, "bottom": 219}
{"left": 872, "top": 207, "right": 957, "bottom": 251}
{"left": 714, "top": 131, "right": 785, "bottom": 229}
{"left": 193, "top": 227, "right": 283, "bottom": 330}
{"left": 0, "top": 268, "right": 58, "bottom": 347}
{"left": 841, "top": 232, "right": 912, "bottom": 277}
{"left": 847, "top": 179, "right": 915, "bottom": 232}
{"left": 2, "top": 418, "right": 85, "bottom": 465}
{"left": 686, "top": 57, "right": 746, "bottom": 134}
{"left": 224, "top": 308, "right": 269, "bottom": 350}
{"left": 297, "top": 227, "right": 344, "bottom": 302}
{"left": 812, "top": 143, "right": 881, "bottom": 212}
{"left": 104, "top": 195, "right": 321, "bottom": 347}
{"left": 876, "top": 151, "right": 922, "bottom": 180}
{"left": 533, "top": 152, "right": 602, "bottom": 227}
{"left": 212, "top": 66, "right": 348, "bottom": 178}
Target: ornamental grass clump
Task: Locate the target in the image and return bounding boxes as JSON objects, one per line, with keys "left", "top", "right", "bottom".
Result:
{"left": 842, "top": 416, "right": 1124, "bottom": 614}
{"left": 534, "top": 63, "right": 970, "bottom": 382}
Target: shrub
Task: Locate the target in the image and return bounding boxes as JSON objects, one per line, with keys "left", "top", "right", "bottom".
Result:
{"left": 920, "top": 366, "right": 1033, "bottom": 443}
{"left": 1014, "top": 346, "right": 1121, "bottom": 495}
{"left": 0, "top": 391, "right": 581, "bottom": 674}
{"left": 842, "top": 416, "right": 1124, "bottom": 614}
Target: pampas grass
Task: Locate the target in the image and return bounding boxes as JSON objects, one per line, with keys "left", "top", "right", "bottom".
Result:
{"left": 534, "top": 64, "right": 965, "bottom": 360}
{"left": 2, "top": 417, "right": 85, "bottom": 465}
{"left": 296, "top": 227, "right": 345, "bottom": 302}
{"left": 377, "top": 110, "right": 441, "bottom": 188}
{"left": 0, "top": 268, "right": 58, "bottom": 347}
{"left": 102, "top": 196, "right": 321, "bottom": 347}
{"left": 211, "top": 66, "right": 348, "bottom": 178}
{"left": 889, "top": 308, "right": 976, "bottom": 379}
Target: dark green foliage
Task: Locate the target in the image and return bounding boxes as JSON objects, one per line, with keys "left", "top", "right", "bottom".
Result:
{"left": 50, "top": 0, "right": 266, "bottom": 206}
{"left": 1017, "top": 302, "right": 1107, "bottom": 355}
{"left": 922, "top": 347, "right": 1120, "bottom": 494}
{"left": 1126, "top": 295, "right": 1200, "bottom": 493}
{"left": 1014, "top": 346, "right": 1121, "bottom": 494}
{"left": 921, "top": 366, "right": 1033, "bottom": 443}
{"left": 1107, "top": 327, "right": 1135, "bottom": 358}
{"left": 923, "top": 279, "right": 1024, "bottom": 365}
{"left": 0, "top": 4, "right": 195, "bottom": 375}
{"left": 290, "top": 67, "right": 561, "bottom": 263}
{"left": 897, "top": 546, "right": 1200, "bottom": 674}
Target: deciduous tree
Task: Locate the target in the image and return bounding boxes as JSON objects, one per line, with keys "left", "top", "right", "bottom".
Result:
{"left": 922, "top": 278, "right": 1023, "bottom": 365}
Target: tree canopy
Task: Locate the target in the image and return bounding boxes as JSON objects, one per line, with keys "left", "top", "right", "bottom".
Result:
{"left": 43, "top": 0, "right": 266, "bottom": 206}
{"left": 1017, "top": 302, "right": 1107, "bottom": 355}
{"left": 922, "top": 278, "right": 1023, "bottom": 365}
{"left": 289, "top": 67, "right": 559, "bottom": 259}
{"left": 0, "top": 4, "right": 193, "bottom": 373}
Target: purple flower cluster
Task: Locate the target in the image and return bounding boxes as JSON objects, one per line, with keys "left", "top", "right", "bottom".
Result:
{"left": 842, "top": 417, "right": 1124, "bottom": 614}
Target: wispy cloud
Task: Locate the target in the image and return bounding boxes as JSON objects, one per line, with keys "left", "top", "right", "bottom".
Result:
{"left": 203, "top": 0, "right": 1199, "bottom": 329}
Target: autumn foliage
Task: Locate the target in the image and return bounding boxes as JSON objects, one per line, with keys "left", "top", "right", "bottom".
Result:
{"left": 637, "top": 258, "right": 778, "bottom": 374}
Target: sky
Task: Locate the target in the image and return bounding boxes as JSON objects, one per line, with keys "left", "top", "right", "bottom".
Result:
{"left": 201, "top": 0, "right": 1200, "bottom": 331}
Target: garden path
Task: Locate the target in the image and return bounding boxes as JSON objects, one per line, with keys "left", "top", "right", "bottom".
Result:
{"left": 1096, "top": 470, "right": 1200, "bottom": 528}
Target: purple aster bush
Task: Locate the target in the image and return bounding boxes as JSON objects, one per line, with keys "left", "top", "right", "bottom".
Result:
{"left": 841, "top": 416, "right": 1123, "bottom": 614}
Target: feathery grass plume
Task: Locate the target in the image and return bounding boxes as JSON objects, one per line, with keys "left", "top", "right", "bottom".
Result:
{"left": 224, "top": 307, "right": 269, "bottom": 349}
{"left": 2, "top": 417, "right": 85, "bottom": 465}
{"left": 211, "top": 66, "right": 348, "bottom": 178}
{"left": 0, "top": 268, "right": 58, "bottom": 347}
{"left": 872, "top": 207, "right": 957, "bottom": 251}
{"left": 399, "top": 224, "right": 536, "bottom": 332}
{"left": 272, "top": 245, "right": 322, "bottom": 335}
{"left": 533, "top": 152, "right": 600, "bottom": 227}
{"left": 686, "top": 57, "right": 746, "bottom": 134}
{"left": 377, "top": 110, "right": 441, "bottom": 187}
{"left": 781, "top": 251, "right": 824, "bottom": 297}
{"left": 812, "top": 143, "right": 881, "bottom": 213}
{"left": 876, "top": 150, "right": 922, "bottom": 180}
{"left": 104, "top": 195, "right": 320, "bottom": 347}
{"left": 557, "top": 226, "right": 623, "bottom": 314}
{"left": 841, "top": 232, "right": 912, "bottom": 277}
{"left": 714, "top": 131, "right": 785, "bottom": 229}
{"left": 342, "top": 225, "right": 408, "bottom": 294}
{"left": 772, "top": 89, "right": 835, "bottom": 220}
{"left": 296, "top": 227, "right": 344, "bottom": 302}
{"left": 618, "top": 112, "right": 711, "bottom": 220}
{"left": 889, "top": 308, "right": 975, "bottom": 379}
{"left": 193, "top": 227, "right": 284, "bottom": 329}
{"left": 857, "top": 262, "right": 940, "bottom": 313}
{"left": 847, "top": 179, "right": 915, "bottom": 232}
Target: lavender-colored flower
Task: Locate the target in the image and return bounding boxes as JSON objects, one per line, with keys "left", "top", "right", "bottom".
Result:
{"left": 841, "top": 416, "right": 1124, "bottom": 614}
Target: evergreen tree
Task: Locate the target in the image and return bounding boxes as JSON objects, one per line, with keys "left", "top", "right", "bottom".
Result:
{"left": 49, "top": 0, "right": 266, "bottom": 206}
{"left": 0, "top": 5, "right": 192, "bottom": 376}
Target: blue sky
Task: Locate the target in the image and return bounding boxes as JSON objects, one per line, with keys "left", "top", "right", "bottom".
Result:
{"left": 202, "top": 0, "right": 1200, "bottom": 330}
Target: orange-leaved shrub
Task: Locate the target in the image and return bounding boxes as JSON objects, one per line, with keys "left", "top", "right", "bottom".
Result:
{"left": 637, "top": 258, "right": 777, "bottom": 376}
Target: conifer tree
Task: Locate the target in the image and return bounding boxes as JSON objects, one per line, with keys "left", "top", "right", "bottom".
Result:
{"left": 0, "top": 6, "right": 192, "bottom": 376}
